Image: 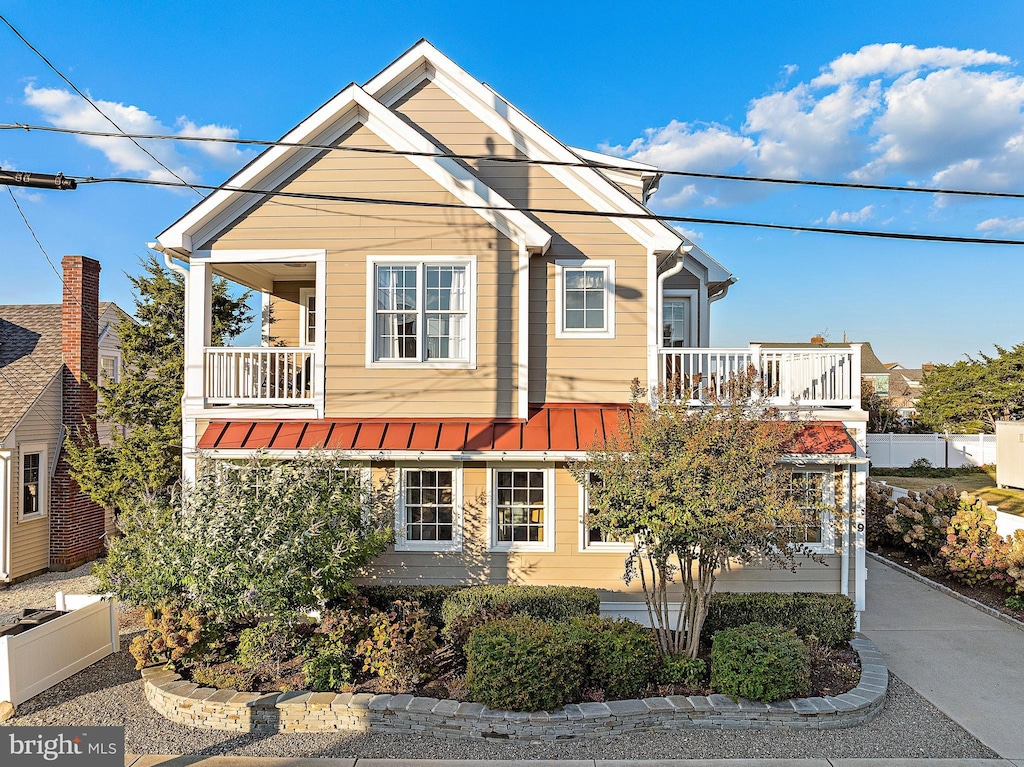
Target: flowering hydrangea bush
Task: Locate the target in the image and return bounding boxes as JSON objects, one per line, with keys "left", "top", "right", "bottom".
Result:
{"left": 938, "top": 495, "right": 1010, "bottom": 586}
{"left": 883, "top": 483, "right": 959, "bottom": 563}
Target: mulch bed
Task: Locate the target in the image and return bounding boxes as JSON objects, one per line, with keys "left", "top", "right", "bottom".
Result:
{"left": 872, "top": 545, "right": 1024, "bottom": 623}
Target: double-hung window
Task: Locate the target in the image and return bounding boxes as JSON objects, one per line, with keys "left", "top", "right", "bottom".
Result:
{"left": 578, "top": 472, "right": 632, "bottom": 552}
{"left": 490, "top": 467, "right": 554, "bottom": 552}
{"left": 368, "top": 257, "right": 475, "bottom": 367}
{"left": 395, "top": 466, "right": 462, "bottom": 552}
{"left": 299, "top": 287, "right": 317, "bottom": 346}
{"left": 555, "top": 259, "right": 615, "bottom": 339}
{"left": 787, "top": 467, "right": 835, "bottom": 550}
{"left": 19, "top": 445, "right": 47, "bottom": 521}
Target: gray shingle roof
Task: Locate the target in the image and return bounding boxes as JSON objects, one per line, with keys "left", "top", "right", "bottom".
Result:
{"left": 0, "top": 302, "right": 117, "bottom": 441}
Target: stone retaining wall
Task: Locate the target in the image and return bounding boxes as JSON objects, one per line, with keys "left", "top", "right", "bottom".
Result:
{"left": 143, "top": 637, "right": 887, "bottom": 739}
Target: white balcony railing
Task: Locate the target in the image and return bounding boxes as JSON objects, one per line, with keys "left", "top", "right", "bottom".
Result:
{"left": 658, "top": 344, "right": 861, "bottom": 408}
{"left": 204, "top": 347, "right": 315, "bottom": 405}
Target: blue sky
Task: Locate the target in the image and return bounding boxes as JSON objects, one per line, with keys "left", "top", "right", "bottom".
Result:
{"left": 2, "top": 0, "right": 1023, "bottom": 366}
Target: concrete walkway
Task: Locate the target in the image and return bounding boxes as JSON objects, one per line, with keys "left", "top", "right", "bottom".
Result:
{"left": 125, "top": 758, "right": 1023, "bottom": 767}
{"left": 861, "top": 557, "right": 1024, "bottom": 760}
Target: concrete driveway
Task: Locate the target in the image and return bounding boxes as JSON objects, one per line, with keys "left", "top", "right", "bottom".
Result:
{"left": 861, "top": 556, "right": 1024, "bottom": 760}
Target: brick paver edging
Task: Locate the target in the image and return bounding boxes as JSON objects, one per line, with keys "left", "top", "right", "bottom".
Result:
{"left": 142, "top": 636, "right": 887, "bottom": 738}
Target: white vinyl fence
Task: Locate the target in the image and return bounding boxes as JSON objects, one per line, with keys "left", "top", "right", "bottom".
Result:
{"left": 0, "top": 593, "right": 118, "bottom": 706}
{"left": 866, "top": 433, "right": 996, "bottom": 468}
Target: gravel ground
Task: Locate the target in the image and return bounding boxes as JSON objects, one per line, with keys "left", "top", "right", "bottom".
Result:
{"left": 0, "top": 562, "right": 99, "bottom": 623}
{"left": 0, "top": 639, "right": 997, "bottom": 760}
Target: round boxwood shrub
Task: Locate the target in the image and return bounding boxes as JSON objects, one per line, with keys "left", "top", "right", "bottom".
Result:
{"left": 568, "top": 616, "right": 659, "bottom": 700}
{"left": 441, "top": 584, "right": 600, "bottom": 639}
{"left": 464, "top": 615, "right": 585, "bottom": 711}
{"left": 710, "top": 622, "right": 811, "bottom": 703}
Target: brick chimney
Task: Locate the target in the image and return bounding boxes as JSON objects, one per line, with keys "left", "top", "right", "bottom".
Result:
{"left": 810, "top": 334, "right": 826, "bottom": 345}
{"left": 50, "top": 255, "right": 106, "bottom": 570}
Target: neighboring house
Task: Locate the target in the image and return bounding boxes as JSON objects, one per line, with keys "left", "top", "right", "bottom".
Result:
{"left": 886, "top": 365, "right": 931, "bottom": 419}
{"left": 0, "top": 256, "right": 121, "bottom": 585}
{"left": 152, "top": 41, "right": 870, "bottom": 621}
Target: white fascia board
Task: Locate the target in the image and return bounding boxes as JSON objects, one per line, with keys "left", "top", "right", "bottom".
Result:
{"left": 568, "top": 146, "right": 659, "bottom": 172}
{"left": 157, "top": 83, "right": 549, "bottom": 256}
{"left": 200, "top": 448, "right": 588, "bottom": 462}
{"left": 685, "top": 241, "right": 734, "bottom": 287}
{"left": 364, "top": 41, "right": 683, "bottom": 254}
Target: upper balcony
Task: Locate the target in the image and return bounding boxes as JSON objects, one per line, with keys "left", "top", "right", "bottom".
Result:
{"left": 658, "top": 343, "right": 862, "bottom": 409}
{"left": 204, "top": 347, "right": 315, "bottom": 406}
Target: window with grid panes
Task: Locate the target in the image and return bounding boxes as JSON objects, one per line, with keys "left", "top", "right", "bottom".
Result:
{"left": 402, "top": 469, "right": 454, "bottom": 543}
{"left": 494, "top": 469, "right": 545, "bottom": 544}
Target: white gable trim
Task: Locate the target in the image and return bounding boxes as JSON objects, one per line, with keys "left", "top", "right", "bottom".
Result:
{"left": 157, "top": 85, "right": 550, "bottom": 256}
{"left": 366, "top": 42, "right": 682, "bottom": 252}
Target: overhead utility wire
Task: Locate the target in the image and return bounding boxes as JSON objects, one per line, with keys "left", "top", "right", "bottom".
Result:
{"left": 76, "top": 175, "right": 1024, "bottom": 246}
{"left": 0, "top": 14, "right": 205, "bottom": 199}
{"left": 7, "top": 122, "right": 1024, "bottom": 201}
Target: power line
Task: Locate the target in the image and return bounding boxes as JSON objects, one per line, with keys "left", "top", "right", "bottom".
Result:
{"left": 6, "top": 187, "right": 100, "bottom": 323}
{"left": 75, "top": 175, "right": 1024, "bottom": 246}
{"left": 6, "top": 122, "right": 1024, "bottom": 201}
{"left": 0, "top": 14, "right": 205, "bottom": 199}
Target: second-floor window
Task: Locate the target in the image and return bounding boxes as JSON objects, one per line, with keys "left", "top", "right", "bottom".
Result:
{"left": 99, "top": 354, "right": 120, "bottom": 383}
{"left": 369, "top": 258, "right": 475, "bottom": 366}
{"left": 555, "top": 259, "right": 615, "bottom": 339}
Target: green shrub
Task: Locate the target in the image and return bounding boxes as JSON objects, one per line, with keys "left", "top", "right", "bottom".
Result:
{"left": 659, "top": 655, "right": 707, "bottom": 687}
{"left": 301, "top": 605, "right": 369, "bottom": 692}
{"left": 465, "top": 615, "right": 585, "bottom": 711}
{"left": 191, "top": 663, "right": 256, "bottom": 691}
{"left": 356, "top": 601, "right": 438, "bottom": 692}
{"left": 710, "top": 623, "right": 811, "bottom": 703}
{"left": 235, "top": 621, "right": 300, "bottom": 681}
{"left": 443, "top": 604, "right": 511, "bottom": 661}
{"left": 568, "top": 616, "right": 659, "bottom": 700}
{"left": 360, "top": 584, "right": 467, "bottom": 628}
{"left": 702, "top": 592, "right": 854, "bottom": 647}
{"left": 441, "top": 584, "right": 600, "bottom": 634}
{"left": 1006, "top": 594, "right": 1024, "bottom": 611}
{"left": 302, "top": 653, "right": 353, "bottom": 692}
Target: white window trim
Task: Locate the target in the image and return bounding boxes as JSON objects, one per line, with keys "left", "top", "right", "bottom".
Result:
{"left": 299, "top": 287, "right": 316, "bottom": 347}
{"left": 394, "top": 463, "right": 463, "bottom": 553}
{"left": 18, "top": 443, "right": 47, "bottom": 522}
{"left": 99, "top": 351, "right": 122, "bottom": 384}
{"left": 577, "top": 478, "right": 633, "bottom": 553}
{"left": 365, "top": 255, "right": 478, "bottom": 369}
{"left": 660, "top": 288, "right": 699, "bottom": 348}
{"left": 554, "top": 259, "right": 615, "bottom": 339}
{"left": 486, "top": 464, "right": 556, "bottom": 553}
{"left": 789, "top": 465, "right": 836, "bottom": 554}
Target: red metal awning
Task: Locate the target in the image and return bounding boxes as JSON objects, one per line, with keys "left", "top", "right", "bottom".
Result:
{"left": 197, "top": 405, "right": 856, "bottom": 456}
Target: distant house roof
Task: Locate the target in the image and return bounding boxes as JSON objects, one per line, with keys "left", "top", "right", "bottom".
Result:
{"left": 197, "top": 409, "right": 856, "bottom": 456}
{"left": 0, "top": 302, "right": 117, "bottom": 441}
{"left": 757, "top": 341, "right": 889, "bottom": 375}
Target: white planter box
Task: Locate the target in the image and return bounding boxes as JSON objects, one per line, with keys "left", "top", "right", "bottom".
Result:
{"left": 0, "top": 593, "right": 119, "bottom": 706}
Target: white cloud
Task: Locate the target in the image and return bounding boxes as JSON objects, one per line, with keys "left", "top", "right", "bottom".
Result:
{"left": 825, "top": 205, "right": 874, "bottom": 225}
{"left": 811, "top": 43, "right": 1011, "bottom": 87}
{"left": 976, "top": 216, "right": 1024, "bottom": 234}
{"left": 609, "top": 43, "right": 1024, "bottom": 210}
{"left": 23, "top": 85, "right": 252, "bottom": 183}
{"left": 672, "top": 225, "right": 703, "bottom": 242}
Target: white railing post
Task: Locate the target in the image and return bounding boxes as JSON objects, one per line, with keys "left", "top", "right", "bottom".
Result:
{"left": 202, "top": 348, "right": 315, "bottom": 406}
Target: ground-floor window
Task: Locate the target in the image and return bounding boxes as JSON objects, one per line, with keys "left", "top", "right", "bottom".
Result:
{"left": 578, "top": 472, "right": 632, "bottom": 552}
{"left": 396, "top": 466, "right": 462, "bottom": 552}
{"left": 787, "top": 467, "right": 836, "bottom": 550}
{"left": 490, "top": 467, "right": 554, "bottom": 552}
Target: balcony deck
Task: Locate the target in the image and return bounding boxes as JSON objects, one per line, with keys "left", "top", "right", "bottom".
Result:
{"left": 658, "top": 344, "right": 861, "bottom": 408}
{"left": 204, "top": 347, "right": 315, "bottom": 406}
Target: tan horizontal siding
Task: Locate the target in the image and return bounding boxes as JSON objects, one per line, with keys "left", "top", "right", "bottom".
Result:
{"left": 9, "top": 375, "right": 61, "bottom": 578}
{"left": 362, "top": 464, "right": 844, "bottom": 600}
{"left": 205, "top": 122, "right": 519, "bottom": 419}
{"left": 269, "top": 281, "right": 311, "bottom": 347}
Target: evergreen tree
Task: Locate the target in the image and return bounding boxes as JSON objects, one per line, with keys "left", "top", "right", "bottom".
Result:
{"left": 916, "top": 343, "right": 1024, "bottom": 433}
{"left": 65, "top": 256, "right": 251, "bottom": 510}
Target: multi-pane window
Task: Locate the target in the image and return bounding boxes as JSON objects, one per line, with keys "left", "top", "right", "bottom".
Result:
{"left": 21, "top": 450, "right": 44, "bottom": 519}
{"left": 494, "top": 470, "right": 546, "bottom": 545}
{"left": 99, "top": 355, "right": 119, "bottom": 383}
{"left": 563, "top": 269, "right": 606, "bottom": 330}
{"left": 372, "top": 261, "right": 471, "bottom": 363}
{"left": 555, "top": 260, "right": 614, "bottom": 338}
{"left": 403, "top": 469, "right": 455, "bottom": 544}
{"left": 301, "top": 289, "right": 317, "bottom": 346}
{"left": 580, "top": 472, "right": 631, "bottom": 550}
{"left": 789, "top": 470, "right": 826, "bottom": 544}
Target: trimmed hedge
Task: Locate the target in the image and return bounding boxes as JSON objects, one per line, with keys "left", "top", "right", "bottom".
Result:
{"left": 360, "top": 584, "right": 468, "bottom": 628}
{"left": 710, "top": 622, "right": 811, "bottom": 703}
{"left": 465, "top": 615, "right": 585, "bottom": 711}
{"left": 568, "top": 616, "right": 660, "bottom": 700}
{"left": 440, "top": 584, "right": 600, "bottom": 632}
{"left": 702, "top": 592, "right": 854, "bottom": 647}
